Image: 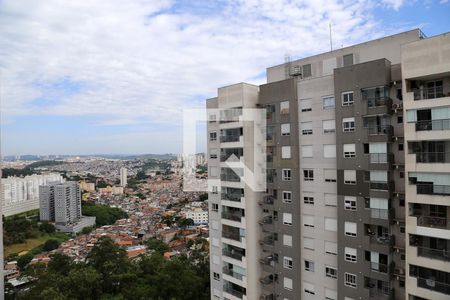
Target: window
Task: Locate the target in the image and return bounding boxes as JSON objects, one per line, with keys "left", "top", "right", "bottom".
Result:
{"left": 301, "top": 121, "right": 313, "bottom": 135}
{"left": 304, "top": 282, "right": 315, "bottom": 295}
{"left": 212, "top": 203, "right": 219, "bottom": 212}
{"left": 344, "top": 196, "right": 357, "bottom": 210}
{"left": 344, "top": 273, "right": 357, "bottom": 288}
{"left": 325, "top": 241, "right": 337, "bottom": 255}
{"left": 283, "top": 234, "right": 292, "bottom": 247}
{"left": 324, "top": 169, "right": 337, "bottom": 182}
{"left": 343, "top": 144, "right": 356, "bottom": 158}
{"left": 284, "top": 277, "right": 293, "bottom": 290}
{"left": 344, "top": 170, "right": 356, "bottom": 184}
{"left": 342, "top": 91, "right": 354, "bottom": 106}
{"left": 303, "top": 194, "right": 314, "bottom": 204}
{"left": 282, "top": 169, "right": 292, "bottom": 181}
{"left": 303, "top": 215, "right": 314, "bottom": 228}
{"left": 283, "top": 213, "right": 292, "bottom": 226}
{"left": 343, "top": 117, "right": 355, "bottom": 132}
{"left": 343, "top": 54, "right": 354, "bottom": 66}
{"left": 325, "top": 289, "right": 337, "bottom": 300}
{"left": 302, "top": 64, "right": 312, "bottom": 78}
{"left": 210, "top": 149, "right": 218, "bottom": 159}
{"left": 282, "top": 191, "right": 292, "bottom": 203}
{"left": 213, "top": 272, "right": 220, "bottom": 280}
{"left": 323, "top": 144, "right": 336, "bottom": 158}
{"left": 283, "top": 256, "right": 293, "bottom": 269}
{"left": 301, "top": 145, "right": 313, "bottom": 158}
{"left": 303, "top": 169, "right": 314, "bottom": 181}
{"left": 325, "top": 218, "right": 337, "bottom": 232}
{"left": 210, "top": 153, "right": 217, "bottom": 159}
{"left": 282, "top": 146, "right": 291, "bottom": 159}
{"left": 281, "top": 123, "right": 290, "bottom": 136}
{"left": 324, "top": 193, "right": 337, "bottom": 207}
{"left": 209, "top": 114, "right": 216, "bottom": 122}
{"left": 280, "top": 101, "right": 290, "bottom": 114}
{"left": 397, "top": 116, "right": 403, "bottom": 124}
{"left": 345, "top": 247, "right": 357, "bottom": 262}
{"left": 345, "top": 222, "right": 357, "bottom": 237}
{"left": 303, "top": 237, "right": 314, "bottom": 250}
{"left": 300, "top": 98, "right": 312, "bottom": 112}
{"left": 323, "top": 96, "right": 335, "bottom": 110}
{"left": 209, "top": 131, "right": 217, "bottom": 141}
{"left": 305, "top": 260, "right": 314, "bottom": 271}
{"left": 323, "top": 119, "right": 335, "bottom": 133}
{"left": 325, "top": 266, "right": 337, "bottom": 279}
{"left": 399, "top": 143, "right": 404, "bottom": 151}
{"left": 212, "top": 186, "right": 218, "bottom": 194}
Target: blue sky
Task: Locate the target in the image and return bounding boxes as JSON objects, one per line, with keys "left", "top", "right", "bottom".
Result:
{"left": 0, "top": 0, "right": 449, "bottom": 156}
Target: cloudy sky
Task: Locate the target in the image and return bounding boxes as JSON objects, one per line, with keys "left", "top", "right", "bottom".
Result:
{"left": 1, "top": 0, "right": 449, "bottom": 156}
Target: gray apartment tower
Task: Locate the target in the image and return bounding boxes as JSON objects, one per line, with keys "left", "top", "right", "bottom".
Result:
{"left": 40, "top": 181, "right": 95, "bottom": 233}
{"left": 207, "top": 29, "right": 450, "bottom": 300}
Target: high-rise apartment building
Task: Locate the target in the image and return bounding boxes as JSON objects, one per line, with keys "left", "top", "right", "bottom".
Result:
{"left": 1, "top": 173, "right": 64, "bottom": 216}
{"left": 120, "top": 167, "right": 128, "bottom": 187}
{"left": 39, "top": 181, "right": 95, "bottom": 233}
{"left": 207, "top": 29, "right": 450, "bottom": 300}
{"left": 402, "top": 33, "right": 450, "bottom": 300}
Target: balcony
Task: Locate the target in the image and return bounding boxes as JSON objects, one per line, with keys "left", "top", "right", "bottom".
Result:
{"left": 222, "top": 211, "right": 244, "bottom": 222}
{"left": 260, "top": 294, "right": 276, "bottom": 300}
{"left": 370, "top": 181, "right": 394, "bottom": 191}
{"left": 368, "top": 261, "right": 394, "bottom": 274}
{"left": 366, "top": 125, "right": 393, "bottom": 142}
{"left": 413, "top": 151, "right": 450, "bottom": 163}
{"left": 416, "top": 183, "right": 450, "bottom": 196}
{"left": 220, "top": 154, "right": 243, "bottom": 162}
{"left": 259, "top": 195, "right": 275, "bottom": 205}
{"left": 223, "top": 226, "right": 244, "bottom": 242}
{"left": 369, "top": 234, "right": 394, "bottom": 246}
{"left": 220, "top": 134, "right": 242, "bottom": 143}
{"left": 259, "top": 254, "right": 277, "bottom": 265}
{"left": 367, "top": 287, "right": 394, "bottom": 300}
{"left": 367, "top": 97, "right": 392, "bottom": 108}
{"left": 411, "top": 85, "right": 449, "bottom": 100}
{"left": 259, "top": 216, "right": 273, "bottom": 225}
{"left": 223, "top": 285, "right": 245, "bottom": 299}
{"left": 222, "top": 248, "right": 245, "bottom": 261}
{"left": 223, "top": 266, "right": 245, "bottom": 281}
{"left": 259, "top": 235, "right": 275, "bottom": 246}
{"left": 260, "top": 274, "right": 276, "bottom": 285}
{"left": 416, "top": 215, "right": 449, "bottom": 229}
{"left": 221, "top": 173, "right": 241, "bottom": 183}
{"left": 415, "top": 277, "right": 450, "bottom": 295}
{"left": 368, "top": 153, "right": 393, "bottom": 164}
{"left": 222, "top": 192, "right": 244, "bottom": 202}
{"left": 368, "top": 208, "right": 394, "bottom": 220}
{"left": 415, "top": 246, "right": 450, "bottom": 262}
{"left": 415, "top": 119, "right": 450, "bottom": 131}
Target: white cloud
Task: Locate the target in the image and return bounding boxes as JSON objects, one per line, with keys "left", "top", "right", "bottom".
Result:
{"left": 381, "top": 0, "right": 405, "bottom": 10}
{"left": 0, "top": 0, "right": 408, "bottom": 126}
{"left": 440, "top": 0, "right": 449, "bottom": 4}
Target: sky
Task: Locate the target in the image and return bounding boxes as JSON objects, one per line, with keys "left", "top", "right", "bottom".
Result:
{"left": 0, "top": 0, "right": 449, "bottom": 156}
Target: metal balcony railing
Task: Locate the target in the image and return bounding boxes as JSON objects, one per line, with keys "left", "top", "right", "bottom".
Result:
{"left": 259, "top": 236, "right": 275, "bottom": 246}
{"left": 369, "top": 234, "right": 394, "bottom": 246}
{"left": 370, "top": 181, "right": 393, "bottom": 191}
{"left": 369, "top": 262, "right": 391, "bottom": 273}
{"left": 222, "top": 248, "right": 244, "bottom": 261}
{"left": 415, "top": 119, "right": 450, "bottom": 131}
{"left": 367, "top": 125, "right": 393, "bottom": 136}
{"left": 259, "top": 195, "right": 275, "bottom": 205}
{"left": 416, "top": 184, "right": 450, "bottom": 195}
{"left": 259, "top": 216, "right": 273, "bottom": 225}
{"left": 367, "top": 97, "right": 392, "bottom": 108}
{"left": 412, "top": 85, "right": 449, "bottom": 100}
{"left": 415, "top": 246, "right": 450, "bottom": 262}
{"left": 417, "top": 215, "right": 448, "bottom": 229}
{"left": 415, "top": 152, "right": 450, "bottom": 163}
{"left": 415, "top": 277, "right": 450, "bottom": 295}
{"left": 259, "top": 255, "right": 276, "bottom": 265}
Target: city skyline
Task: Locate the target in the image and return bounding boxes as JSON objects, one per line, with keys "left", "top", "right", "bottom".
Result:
{"left": 1, "top": 0, "right": 450, "bottom": 155}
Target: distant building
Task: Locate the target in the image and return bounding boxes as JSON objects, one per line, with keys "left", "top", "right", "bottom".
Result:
{"left": 79, "top": 181, "right": 95, "bottom": 192}
{"left": 183, "top": 207, "right": 208, "bottom": 225}
{"left": 39, "top": 182, "right": 95, "bottom": 233}
{"left": 120, "top": 167, "right": 127, "bottom": 187}
{"left": 1, "top": 173, "right": 64, "bottom": 216}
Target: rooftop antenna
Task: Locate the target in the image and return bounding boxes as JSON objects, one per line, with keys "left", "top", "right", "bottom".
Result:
{"left": 329, "top": 23, "right": 333, "bottom": 52}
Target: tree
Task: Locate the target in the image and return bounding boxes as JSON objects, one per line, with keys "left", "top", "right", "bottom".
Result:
{"left": 39, "top": 222, "right": 55, "bottom": 233}
{"left": 48, "top": 253, "right": 73, "bottom": 276}
{"left": 81, "top": 226, "right": 94, "bottom": 235}
{"left": 145, "top": 238, "right": 168, "bottom": 255}
{"left": 198, "top": 193, "right": 208, "bottom": 202}
{"left": 17, "top": 253, "right": 33, "bottom": 270}
{"left": 43, "top": 239, "right": 60, "bottom": 251}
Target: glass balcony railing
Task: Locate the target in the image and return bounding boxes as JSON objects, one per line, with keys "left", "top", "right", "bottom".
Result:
{"left": 223, "top": 267, "right": 245, "bottom": 281}
{"left": 221, "top": 211, "right": 243, "bottom": 222}
{"left": 220, "top": 135, "right": 242, "bottom": 143}
{"left": 370, "top": 181, "right": 393, "bottom": 191}
{"left": 415, "top": 246, "right": 450, "bottom": 262}
{"left": 369, "top": 153, "right": 391, "bottom": 164}
{"left": 220, "top": 173, "right": 241, "bottom": 182}
{"left": 369, "top": 234, "right": 394, "bottom": 246}
{"left": 259, "top": 195, "right": 275, "bottom": 205}
{"left": 415, "top": 152, "right": 450, "bottom": 163}
{"left": 416, "top": 184, "right": 450, "bottom": 195}
{"left": 222, "top": 192, "right": 243, "bottom": 202}
{"left": 416, "top": 215, "right": 448, "bottom": 229}
{"left": 369, "top": 208, "right": 392, "bottom": 220}
{"left": 415, "top": 277, "right": 450, "bottom": 295}
{"left": 222, "top": 248, "right": 244, "bottom": 261}
{"left": 367, "top": 97, "right": 392, "bottom": 108}
{"left": 259, "top": 236, "right": 275, "bottom": 246}
{"left": 223, "top": 285, "right": 245, "bottom": 299}
{"left": 259, "top": 216, "right": 273, "bottom": 225}
{"left": 369, "top": 262, "right": 390, "bottom": 273}
{"left": 415, "top": 119, "right": 450, "bottom": 131}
